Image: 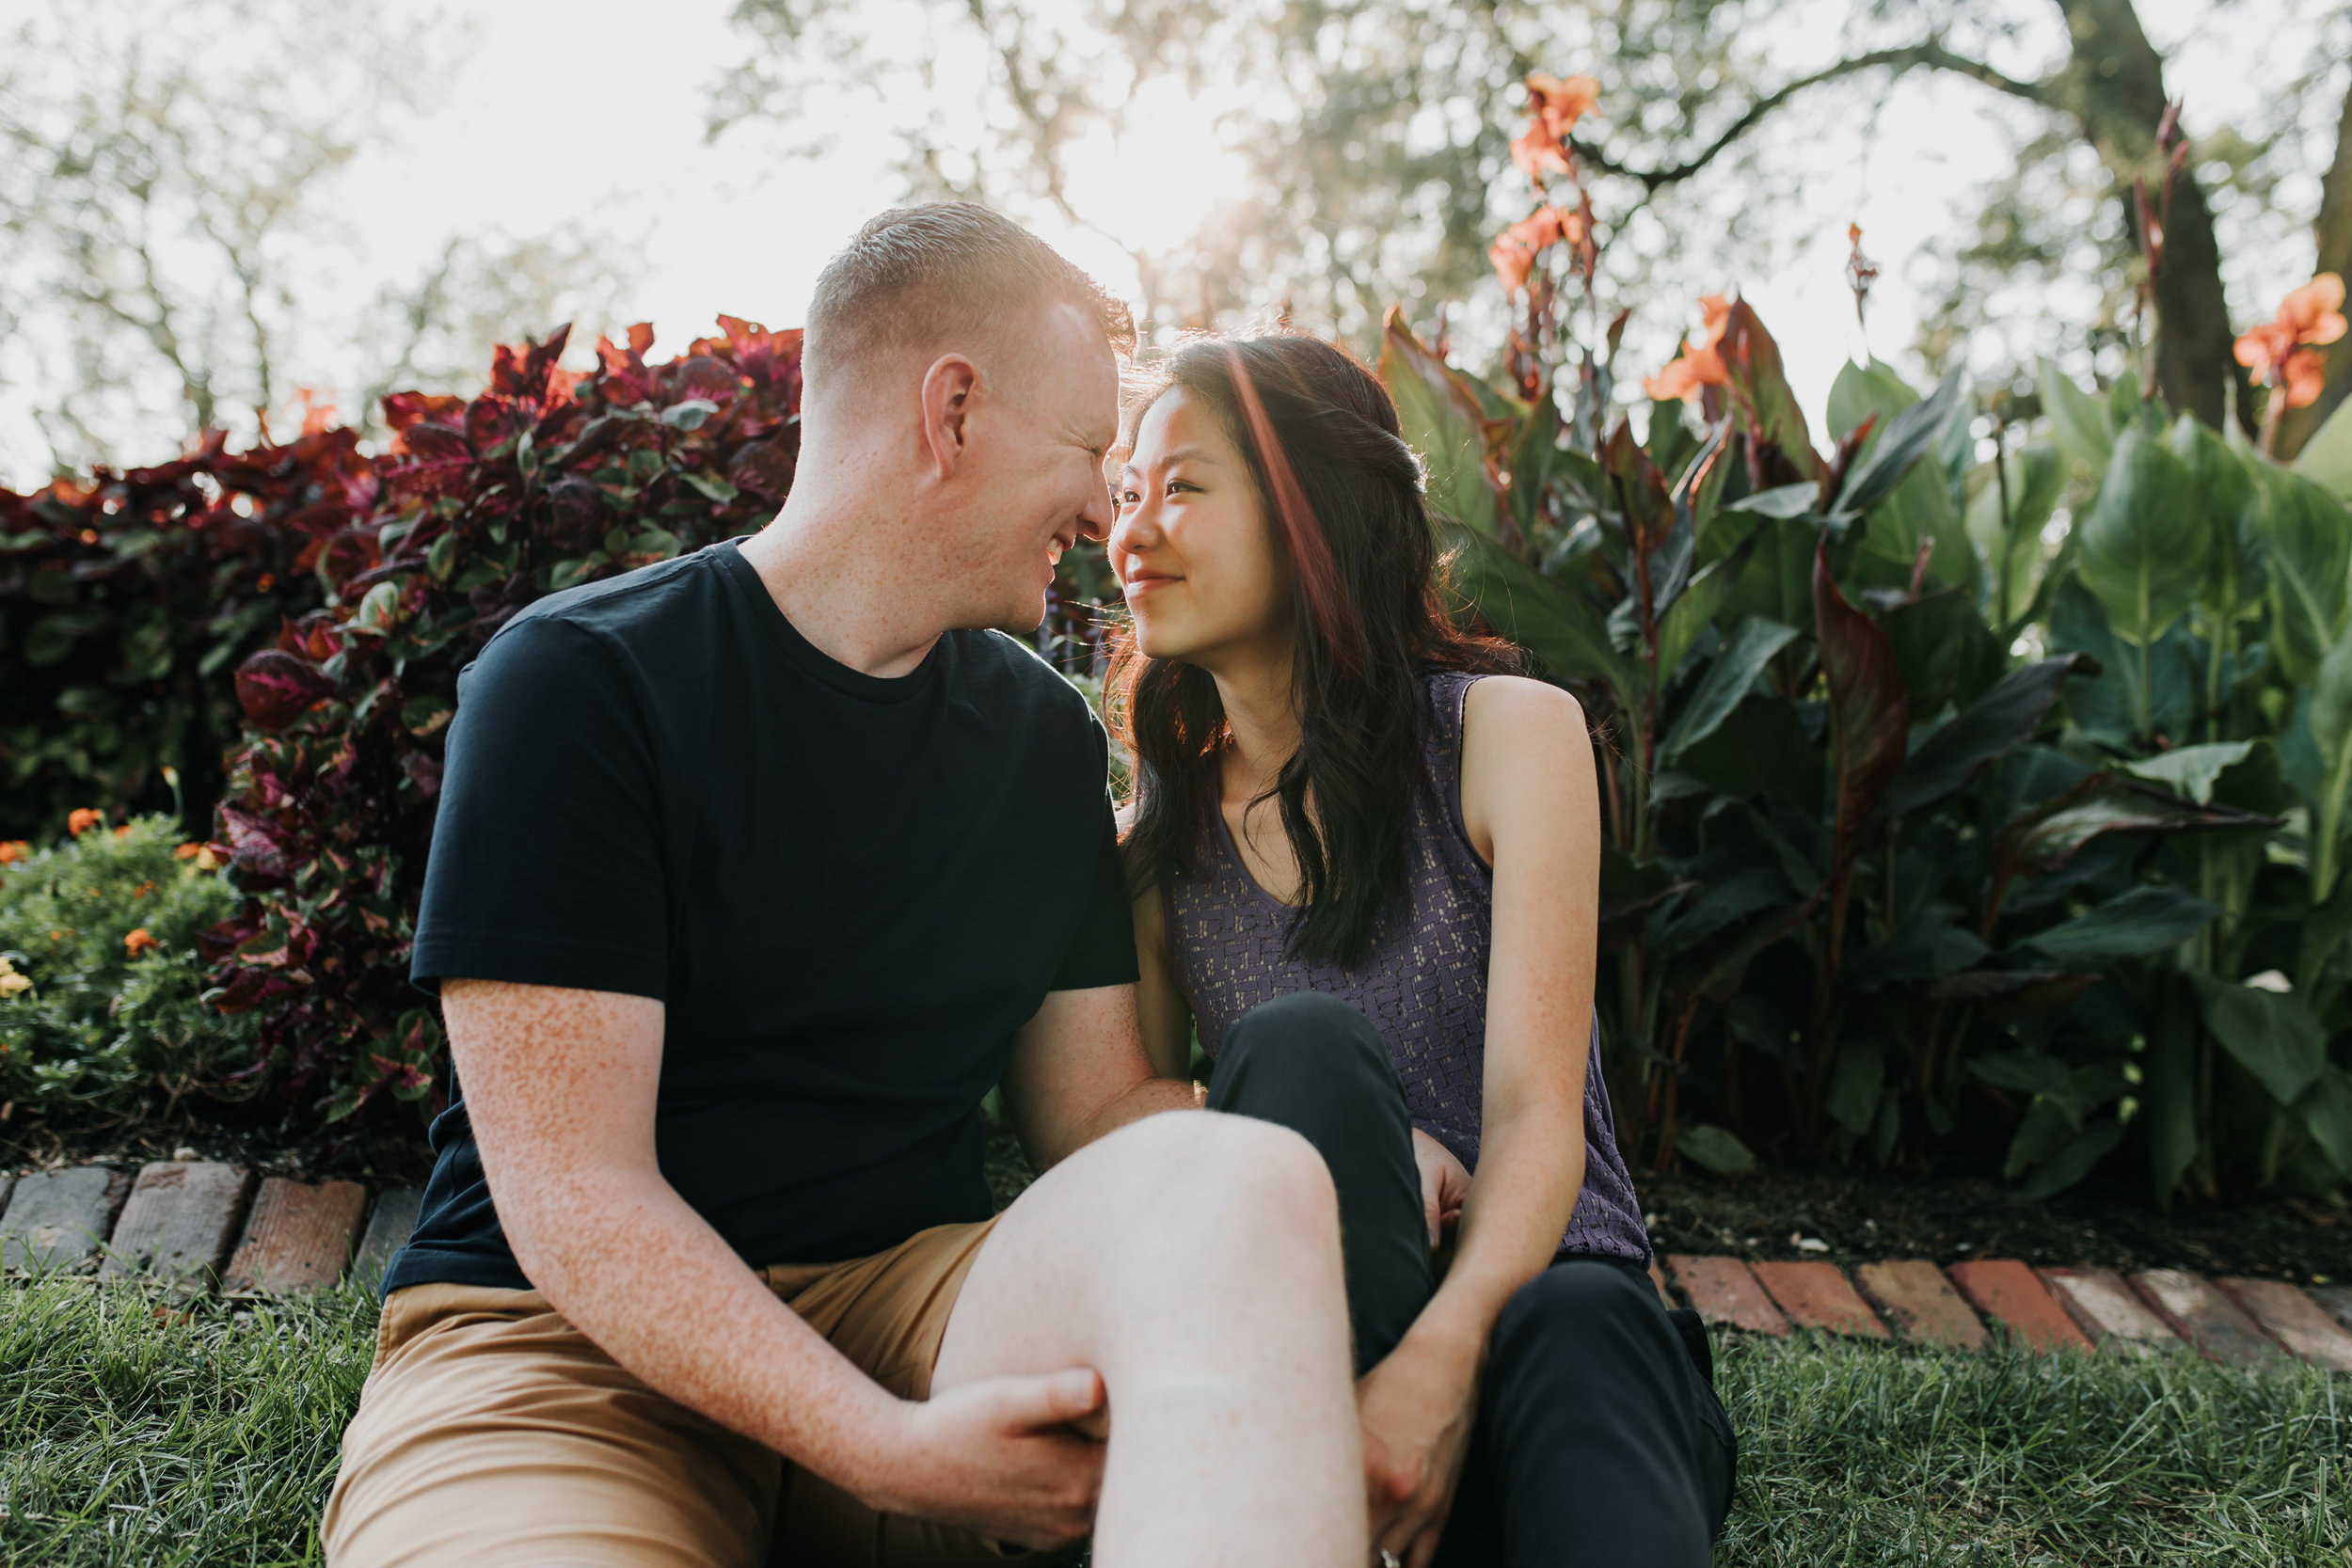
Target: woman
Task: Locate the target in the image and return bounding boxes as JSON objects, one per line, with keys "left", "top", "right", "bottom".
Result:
{"left": 1106, "top": 335, "right": 1735, "bottom": 1568}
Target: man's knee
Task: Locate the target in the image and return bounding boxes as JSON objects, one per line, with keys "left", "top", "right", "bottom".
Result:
{"left": 1212, "top": 993, "right": 1397, "bottom": 1116}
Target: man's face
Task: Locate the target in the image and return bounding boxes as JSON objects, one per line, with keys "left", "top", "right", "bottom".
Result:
{"left": 944, "top": 302, "right": 1120, "bottom": 632}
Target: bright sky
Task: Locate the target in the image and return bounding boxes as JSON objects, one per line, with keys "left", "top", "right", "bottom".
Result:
{"left": 5, "top": 0, "right": 2338, "bottom": 485}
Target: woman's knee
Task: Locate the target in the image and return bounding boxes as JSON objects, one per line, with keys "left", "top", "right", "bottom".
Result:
{"left": 1212, "top": 993, "right": 1396, "bottom": 1114}
{"left": 1492, "top": 1259, "right": 1660, "bottom": 1369}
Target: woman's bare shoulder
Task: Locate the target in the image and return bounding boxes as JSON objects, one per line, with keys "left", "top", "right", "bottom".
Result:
{"left": 1462, "top": 673, "right": 1588, "bottom": 742}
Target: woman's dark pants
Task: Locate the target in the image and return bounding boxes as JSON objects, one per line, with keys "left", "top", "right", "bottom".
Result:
{"left": 1207, "top": 992, "right": 1736, "bottom": 1566}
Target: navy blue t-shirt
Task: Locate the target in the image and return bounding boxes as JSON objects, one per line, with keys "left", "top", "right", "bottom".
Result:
{"left": 383, "top": 542, "right": 1136, "bottom": 1295}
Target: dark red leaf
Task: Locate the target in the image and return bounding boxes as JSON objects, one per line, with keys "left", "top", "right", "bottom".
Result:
{"left": 233, "top": 649, "right": 336, "bottom": 733}
{"left": 1814, "top": 533, "right": 1909, "bottom": 961}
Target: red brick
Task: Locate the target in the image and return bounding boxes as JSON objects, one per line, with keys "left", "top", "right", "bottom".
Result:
{"left": 99, "top": 1162, "right": 254, "bottom": 1286}
{"left": 1, "top": 1166, "right": 130, "bottom": 1273}
{"left": 2214, "top": 1279, "right": 2352, "bottom": 1373}
{"left": 222, "top": 1179, "right": 367, "bottom": 1295}
{"left": 1646, "top": 1259, "right": 1673, "bottom": 1307}
{"left": 1854, "top": 1259, "right": 1989, "bottom": 1351}
{"left": 2039, "top": 1266, "right": 2178, "bottom": 1356}
{"left": 349, "top": 1186, "right": 423, "bottom": 1287}
{"left": 1664, "top": 1256, "right": 1788, "bottom": 1337}
{"left": 2129, "top": 1270, "right": 2281, "bottom": 1369}
{"left": 1750, "top": 1260, "right": 1890, "bottom": 1339}
{"left": 2310, "top": 1284, "right": 2352, "bottom": 1333}
{"left": 1947, "top": 1259, "right": 2091, "bottom": 1354}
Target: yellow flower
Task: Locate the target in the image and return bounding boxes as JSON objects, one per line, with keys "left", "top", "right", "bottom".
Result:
{"left": 0, "top": 958, "right": 30, "bottom": 998}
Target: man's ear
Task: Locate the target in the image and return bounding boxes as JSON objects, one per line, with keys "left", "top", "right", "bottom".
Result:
{"left": 919, "top": 354, "right": 981, "bottom": 479}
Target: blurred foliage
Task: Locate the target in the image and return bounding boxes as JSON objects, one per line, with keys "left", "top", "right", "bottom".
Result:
{"left": 0, "top": 815, "right": 252, "bottom": 1119}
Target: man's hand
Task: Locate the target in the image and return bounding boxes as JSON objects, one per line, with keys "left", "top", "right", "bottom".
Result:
{"left": 1410, "top": 1129, "right": 1470, "bottom": 1253}
{"left": 1359, "top": 1331, "right": 1480, "bottom": 1568}
{"left": 866, "top": 1369, "right": 1109, "bottom": 1549}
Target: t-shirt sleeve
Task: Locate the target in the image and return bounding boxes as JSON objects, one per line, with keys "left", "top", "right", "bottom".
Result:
{"left": 410, "top": 613, "right": 669, "bottom": 1001}
{"left": 1048, "top": 728, "right": 1142, "bottom": 993}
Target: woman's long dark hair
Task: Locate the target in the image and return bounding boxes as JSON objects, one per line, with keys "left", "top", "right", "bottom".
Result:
{"left": 1108, "top": 333, "right": 1522, "bottom": 969}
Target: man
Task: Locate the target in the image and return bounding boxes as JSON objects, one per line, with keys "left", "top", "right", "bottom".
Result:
{"left": 323, "top": 204, "right": 1367, "bottom": 1568}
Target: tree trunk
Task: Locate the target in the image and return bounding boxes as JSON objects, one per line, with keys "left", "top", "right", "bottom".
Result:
{"left": 2044, "top": 0, "right": 2251, "bottom": 432}
{"left": 2277, "top": 72, "right": 2352, "bottom": 461}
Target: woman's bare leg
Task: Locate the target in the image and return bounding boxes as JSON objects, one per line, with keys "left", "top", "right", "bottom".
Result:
{"left": 932, "top": 1110, "right": 1364, "bottom": 1567}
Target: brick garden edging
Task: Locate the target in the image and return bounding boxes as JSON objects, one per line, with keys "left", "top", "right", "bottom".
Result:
{"left": 8, "top": 1161, "right": 2352, "bottom": 1373}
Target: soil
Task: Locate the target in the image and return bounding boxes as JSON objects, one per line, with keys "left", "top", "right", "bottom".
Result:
{"left": 1637, "top": 1165, "right": 2352, "bottom": 1284}
{"left": 11, "top": 1105, "right": 2350, "bottom": 1286}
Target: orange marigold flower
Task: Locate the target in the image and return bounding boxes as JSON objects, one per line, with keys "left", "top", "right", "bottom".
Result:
{"left": 113, "top": 824, "right": 133, "bottom": 837}
{"left": 2235, "top": 273, "right": 2346, "bottom": 406}
{"left": 122, "top": 928, "right": 160, "bottom": 958}
{"left": 1642, "top": 295, "right": 1735, "bottom": 402}
{"left": 67, "top": 808, "right": 102, "bottom": 837}
{"left": 0, "top": 841, "right": 28, "bottom": 864}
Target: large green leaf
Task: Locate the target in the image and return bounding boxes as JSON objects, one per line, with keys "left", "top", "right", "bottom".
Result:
{"left": 2121, "top": 741, "right": 2255, "bottom": 805}
{"left": 1830, "top": 368, "right": 1968, "bottom": 522}
{"left": 1965, "top": 441, "right": 2063, "bottom": 628}
{"left": 2254, "top": 462, "right": 2352, "bottom": 685}
{"left": 2074, "top": 427, "right": 2210, "bottom": 648}
{"left": 2190, "top": 972, "right": 2327, "bottom": 1105}
{"left": 1814, "top": 534, "right": 1910, "bottom": 860}
{"left": 1381, "top": 309, "right": 1503, "bottom": 539}
{"left": 1887, "top": 654, "right": 2097, "bottom": 817}
{"left": 2303, "top": 619, "right": 2352, "bottom": 900}
{"left": 2019, "top": 1120, "right": 2126, "bottom": 1201}
{"left": 2145, "top": 999, "right": 2199, "bottom": 1206}
{"left": 2296, "top": 1065, "right": 2352, "bottom": 1180}
{"left": 1675, "top": 694, "right": 1820, "bottom": 808}
{"left": 2038, "top": 357, "right": 2114, "bottom": 482}
{"left": 1877, "top": 583, "right": 2001, "bottom": 719}
{"left": 2011, "top": 883, "right": 2219, "bottom": 964}
{"left": 1826, "top": 1041, "right": 1885, "bottom": 1136}
{"left": 2046, "top": 578, "right": 2198, "bottom": 747}
{"left": 1443, "top": 525, "right": 1629, "bottom": 698}
{"left": 2169, "top": 415, "right": 2265, "bottom": 616}
{"left": 2293, "top": 392, "right": 2352, "bottom": 505}
{"left": 1721, "top": 301, "right": 1821, "bottom": 482}
{"left": 1675, "top": 1124, "right": 1757, "bottom": 1175}
{"left": 1829, "top": 363, "right": 1979, "bottom": 597}
{"left": 1991, "top": 774, "right": 2273, "bottom": 899}
{"left": 1722, "top": 515, "right": 1815, "bottom": 631}
{"left": 1661, "top": 616, "right": 1799, "bottom": 761}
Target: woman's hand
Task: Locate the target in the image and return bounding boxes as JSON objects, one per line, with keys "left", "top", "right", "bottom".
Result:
{"left": 1410, "top": 1128, "right": 1470, "bottom": 1253}
{"left": 1359, "top": 1327, "right": 1481, "bottom": 1568}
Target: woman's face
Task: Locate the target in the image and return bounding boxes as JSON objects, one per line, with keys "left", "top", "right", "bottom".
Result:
{"left": 1108, "top": 388, "right": 1295, "bottom": 670}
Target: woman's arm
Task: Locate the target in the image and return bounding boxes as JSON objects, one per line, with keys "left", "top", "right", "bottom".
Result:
{"left": 1361, "top": 674, "right": 1601, "bottom": 1568}
{"left": 1130, "top": 879, "right": 1198, "bottom": 1083}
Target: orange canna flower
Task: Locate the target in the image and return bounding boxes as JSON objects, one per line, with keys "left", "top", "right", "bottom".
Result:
{"left": 0, "top": 841, "right": 28, "bottom": 864}
{"left": 1487, "top": 205, "right": 1582, "bottom": 294}
{"left": 1510, "top": 72, "right": 1599, "bottom": 182}
{"left": 122, "top": 927, "right": 160, "bottom": 958}
{"left": 1642, "top": 296, "right": 1735, "bottom": 402}
{"left": 1527, "top": 73, "right": 1600, "bottom": 142}
{"left": 67, "top": 808, "right": 102, "bottom": 838}
{"left": 2235, "top": 272, "right": 2346, "bottom": 406}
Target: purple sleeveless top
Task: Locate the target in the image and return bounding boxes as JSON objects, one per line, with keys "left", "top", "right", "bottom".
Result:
{"left": 1163, "top": 671, "right": 1649, "bottom": 1264}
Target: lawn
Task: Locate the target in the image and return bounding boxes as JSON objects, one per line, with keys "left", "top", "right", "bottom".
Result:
{"left": 0, "top": 1278, "right": 2345, "bottom": 1566}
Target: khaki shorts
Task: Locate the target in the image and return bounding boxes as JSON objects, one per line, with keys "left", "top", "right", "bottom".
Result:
{"left": 323, "top": 1218, "right": 1055, "bottom": 1568}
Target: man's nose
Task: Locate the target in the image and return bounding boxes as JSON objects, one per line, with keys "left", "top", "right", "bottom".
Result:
{"left": 1077, "top": 480, "right": 1116, "bottom": 544}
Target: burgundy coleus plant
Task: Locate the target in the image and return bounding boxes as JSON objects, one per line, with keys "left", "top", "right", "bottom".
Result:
{"left": 200, "top": 316, "right": 803, "bottom": 1119}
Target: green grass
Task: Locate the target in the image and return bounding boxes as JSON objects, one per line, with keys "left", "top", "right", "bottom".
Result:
{"left": 0, "top": 1278, "right": 2346, "bottom": 1565}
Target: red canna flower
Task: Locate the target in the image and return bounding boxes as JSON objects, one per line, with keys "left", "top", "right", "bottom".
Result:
{"left": 1642, "top": 296, "right": 1735, "bottom": 402}
{"left": 2235, "top": 273, "right": 2346, "bottom": 408}
{"left": 122, "top": 928, "right": 160, "bottom": 958}
{"left": 67, "top": 808, "right": 102, "bottom": 838}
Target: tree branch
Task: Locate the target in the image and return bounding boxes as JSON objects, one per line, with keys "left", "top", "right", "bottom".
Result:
{"left": 1575, "top": 38, "right": 2053, "bottom": 194}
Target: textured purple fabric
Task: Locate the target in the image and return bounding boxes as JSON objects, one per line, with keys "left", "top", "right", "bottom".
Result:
{"left": 1163, "top": 671, "right": 1650, "bottom": 1263}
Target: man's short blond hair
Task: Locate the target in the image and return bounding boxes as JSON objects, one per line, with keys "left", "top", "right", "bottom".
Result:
{"left": 804, "top": 203, "right": 1136, "bottom": 395}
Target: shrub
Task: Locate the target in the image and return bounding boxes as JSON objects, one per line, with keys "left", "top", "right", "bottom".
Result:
{"left": 202, "top": 320, "right": 803, "bottom": 1118}
{"left": 0, "top": 814, "right": 254, "bottom": 1117}
{"left": 0, "top": 429, "right": 340, "bottom": 842}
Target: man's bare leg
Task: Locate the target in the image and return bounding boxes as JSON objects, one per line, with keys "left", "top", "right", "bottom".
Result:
{"left": 932, "top": 1110, "right": 1364, "bottom": 1566}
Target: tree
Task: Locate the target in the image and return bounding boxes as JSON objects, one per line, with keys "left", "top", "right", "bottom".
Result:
{"left": 0, "top": 0, "right": 631, "bottom": 481}
{"left": 723, "top": 0, "right": 2349, "bottom": 438}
